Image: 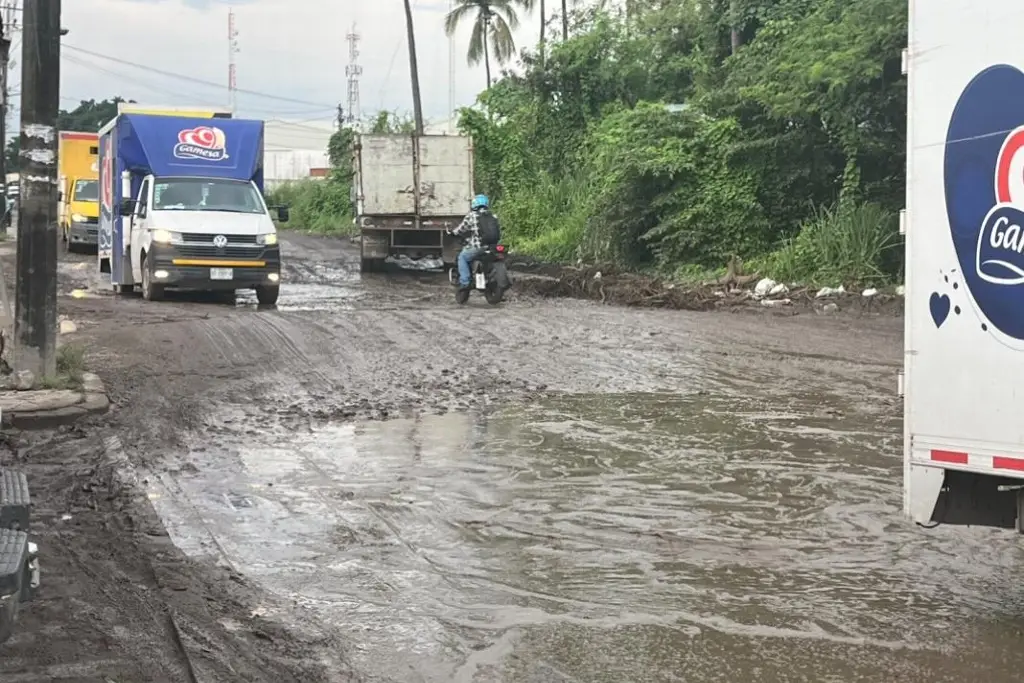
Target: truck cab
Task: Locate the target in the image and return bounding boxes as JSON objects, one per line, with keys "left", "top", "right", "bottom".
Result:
{"left": 123, "top": 174, "right": 282, "bottom": 303}
{"left": 62, "top": 177, "right": 100, "bottom": 251}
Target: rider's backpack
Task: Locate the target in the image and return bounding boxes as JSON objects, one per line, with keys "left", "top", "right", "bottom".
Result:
{"left": 476, "top": 211, "right": 501, "bottom": 246}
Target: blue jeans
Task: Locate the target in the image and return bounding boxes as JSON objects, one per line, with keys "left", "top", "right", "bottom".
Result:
{"left": 457, "top": 246, "right": 485, "bottom": 287}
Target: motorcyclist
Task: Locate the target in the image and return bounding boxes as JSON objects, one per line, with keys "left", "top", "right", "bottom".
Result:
{"left": 448, "top": 194, "right": 501, "bottom": 289}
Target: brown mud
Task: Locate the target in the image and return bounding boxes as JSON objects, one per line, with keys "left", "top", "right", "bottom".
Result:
{"left": 0, "top": 232, "right": 1020, "bottom": 682}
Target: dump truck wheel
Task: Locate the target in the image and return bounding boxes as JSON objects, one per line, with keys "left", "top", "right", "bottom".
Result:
{"left": 360, "top": 258, "right": 384, "bottom": 273}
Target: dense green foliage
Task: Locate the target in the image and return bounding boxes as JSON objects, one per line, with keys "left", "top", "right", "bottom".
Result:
{"left": 461, "top": 0, "right": 907, "bottom": 285}
{"left": 265, "top": 112, "right": 415, "bottom": 235}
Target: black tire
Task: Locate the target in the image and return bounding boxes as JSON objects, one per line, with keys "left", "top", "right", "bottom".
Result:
{"left": 484, "top": 285, "right": 504, "bottom": 305}
{"left": 141, "top": 256, "right": 164, "bottom": 301}
{"left": 455, "top": 288, "right": 470, "bottom": 305}
{"left": 256, "top": 284, "right": 279, "bottom": 306}
{"left": 360, "top": 258, "right": 384, "bottom": 273}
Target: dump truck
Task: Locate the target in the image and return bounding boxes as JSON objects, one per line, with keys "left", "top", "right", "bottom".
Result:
{"left": 352, "top": 134, "right": 474, "bottom": 271}
{"left": 57, "top": 131, "right": 100, "bottom": 252}
{"left": 903, "top": 1, "right": 1024, "bottom": 531}
{"left": 98, "top": 113, "right": 286, "bottom": 304}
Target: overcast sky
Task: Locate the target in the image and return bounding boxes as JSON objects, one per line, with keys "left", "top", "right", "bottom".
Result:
{"left": 6, "top": 0, "right": 543, "bottom": 134}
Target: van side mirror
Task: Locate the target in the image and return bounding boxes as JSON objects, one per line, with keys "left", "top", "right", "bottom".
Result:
{"left": 58, "top": 191, "right": 63, "bottom": 201}
{"left": 276, "top": 205, "right": 289, "bottom": 223}
{"left": 119, "top": 198, "right": 135, "bottom": 216}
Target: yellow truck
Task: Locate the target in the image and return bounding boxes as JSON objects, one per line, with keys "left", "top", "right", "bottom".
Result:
{"left": 58, "top": 131, "right": 100, "bottom": 252}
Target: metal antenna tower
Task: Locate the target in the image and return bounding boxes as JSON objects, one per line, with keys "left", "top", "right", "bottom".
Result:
{"left": 228, "top": 8, "right": 239, "bottom": 113}
{"left": 345, "top": 24, "right": 362, "bottom": 125}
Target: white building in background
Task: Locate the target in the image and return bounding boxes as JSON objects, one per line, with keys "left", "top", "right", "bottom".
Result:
{"left": 263, "top": 118, "right": 334, "bottom": 188}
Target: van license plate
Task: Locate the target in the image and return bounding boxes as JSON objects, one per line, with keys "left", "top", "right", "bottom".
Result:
{"left": 210, "top": 268, "right": 233, "bottom": 280}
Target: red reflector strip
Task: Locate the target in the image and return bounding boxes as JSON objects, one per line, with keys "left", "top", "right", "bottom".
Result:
{"left": 993, "top": 456, "right": 1024, "bottom": 471}
{"left": 931, "top": 449, "right": 968, "bottom": 465}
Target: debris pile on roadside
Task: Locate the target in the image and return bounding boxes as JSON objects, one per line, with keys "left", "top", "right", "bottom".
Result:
{"left": 511, "top": 258, "right": 905, "bottom": 315}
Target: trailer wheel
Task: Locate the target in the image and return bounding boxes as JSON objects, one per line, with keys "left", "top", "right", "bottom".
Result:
{"left": 255, "top": 284, "right": 279, "bottom": 306}
{"left": 141, "top": 256, "right": 164, "bottom": 302}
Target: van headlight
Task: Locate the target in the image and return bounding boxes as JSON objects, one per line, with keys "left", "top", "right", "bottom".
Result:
{"left": 151, "top": 229, "right": 181, "bottom": 244}
{"left": 71, "top": 213, "right": 86, "bottom": 222}
{"left": 257, "top": 233, "right": 277, "bottom": 246}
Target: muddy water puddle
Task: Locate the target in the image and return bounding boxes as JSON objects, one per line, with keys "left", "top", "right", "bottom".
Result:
{"left": 145, "top": 392, "right": 1024, "bottom": 681}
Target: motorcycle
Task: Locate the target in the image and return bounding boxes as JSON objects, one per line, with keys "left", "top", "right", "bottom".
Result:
{"left": 0, "top": 468, "right": 39, "bottom": 645}
{"left": 448, "top": 244, "right": 512, "bottom": 305}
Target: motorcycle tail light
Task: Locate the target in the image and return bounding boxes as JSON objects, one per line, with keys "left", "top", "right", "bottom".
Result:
{"left": 495, "top": 245, "right": 505, "bottom": 252}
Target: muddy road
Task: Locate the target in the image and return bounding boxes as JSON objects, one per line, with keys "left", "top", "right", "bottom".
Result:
{"left": 5, "top": 232, "right": 1024, "bottom": 682}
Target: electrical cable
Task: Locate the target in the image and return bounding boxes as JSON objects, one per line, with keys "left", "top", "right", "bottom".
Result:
{"left": 63, "top": 43, "right": 336, "bottom": 110}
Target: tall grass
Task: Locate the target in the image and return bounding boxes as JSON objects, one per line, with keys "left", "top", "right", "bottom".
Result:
{"left": 494, "top": 172, "right": 594, "bottom": 262}
{"left": 754, "top": 202, "right": 903, "bottom": 286}
{"left": 265, "top": 179, "right": 355, "bottom": 236}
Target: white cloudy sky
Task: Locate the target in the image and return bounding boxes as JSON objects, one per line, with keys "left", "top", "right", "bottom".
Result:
{"left": 6, "top": 0, "right": 543, "bottom": 135}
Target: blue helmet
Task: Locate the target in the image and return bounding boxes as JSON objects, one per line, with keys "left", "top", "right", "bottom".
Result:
{"left": 471, "top": 194, "right": 489, "bottom": 210}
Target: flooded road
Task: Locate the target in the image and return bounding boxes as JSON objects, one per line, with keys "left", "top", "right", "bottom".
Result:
{"left": 46, "top": 233, "right": 1024, "bottom": 681}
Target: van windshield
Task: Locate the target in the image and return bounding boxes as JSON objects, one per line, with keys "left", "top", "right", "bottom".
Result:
{"left": 153, "top": 178, "right": 265, "bottom": 214}
{"left": 73, "top": 180, "right": 98, "bottom": 201}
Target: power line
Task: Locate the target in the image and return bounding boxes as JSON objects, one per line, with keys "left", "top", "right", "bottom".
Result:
{"left": 55, "top": 51, "right": 336, "bottom": 118}
{"left": 62, "top": 43, "right": 337, "bottom": 110}
{"left": 62, "top": 52, "right": 211, "bottom": 102}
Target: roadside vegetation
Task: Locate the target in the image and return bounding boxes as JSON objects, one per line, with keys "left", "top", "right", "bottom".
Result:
{"left": 39, "top": 342, "right": 87, "bottom": 390}
{"left": 457, "top": 0, "right": 906, "bottom": 288}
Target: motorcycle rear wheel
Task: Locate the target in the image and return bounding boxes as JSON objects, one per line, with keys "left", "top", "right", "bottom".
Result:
{"left": 484, "top": 285, "right": 504, "bottom": 305}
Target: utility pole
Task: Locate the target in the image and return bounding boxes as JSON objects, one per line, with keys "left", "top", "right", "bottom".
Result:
{"left": 15, "top": 0, "right": 60, "bottom": 380}
{"left": 0, "top": 10, "right": 10, "bottom": 199}
{"left": 402, "top": 0, "right": 424, "bottom": 135}
{"left": 345, "top": 24, "right": 361, "bottom": 126}
{"left": 228, "top": 8, "right": 239, "bottom": 114}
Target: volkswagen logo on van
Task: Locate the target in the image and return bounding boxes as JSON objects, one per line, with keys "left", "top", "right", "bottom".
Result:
{"left": 212, "top": 234, "right": 228, "bottom": 248}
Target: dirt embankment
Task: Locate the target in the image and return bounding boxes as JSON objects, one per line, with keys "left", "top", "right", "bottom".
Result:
{"left": 510, "top": 257, "right": 905, "bottom": 318}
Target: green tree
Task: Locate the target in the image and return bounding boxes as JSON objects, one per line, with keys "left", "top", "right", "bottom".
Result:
{"left": 444, "top": 0, "right": 530, "bottom": 87}
{"left": 56, "top": 97, "right": 133, "bottom": 132}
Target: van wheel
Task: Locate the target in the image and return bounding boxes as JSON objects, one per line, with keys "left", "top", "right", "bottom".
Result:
{"left": 141, "top": 256, "right": 164, "bottom": 301}
{"left": 256, "top": 284, "right": 279, "bottom": 306}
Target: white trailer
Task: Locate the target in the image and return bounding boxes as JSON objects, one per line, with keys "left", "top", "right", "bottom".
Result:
{"left": 904, "top": 0, "right": 1024, "bottom": 530}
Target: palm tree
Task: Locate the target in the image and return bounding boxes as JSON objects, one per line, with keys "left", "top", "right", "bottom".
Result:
{"left": 444, "top": 0, "right": 530, "bottom": 88}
